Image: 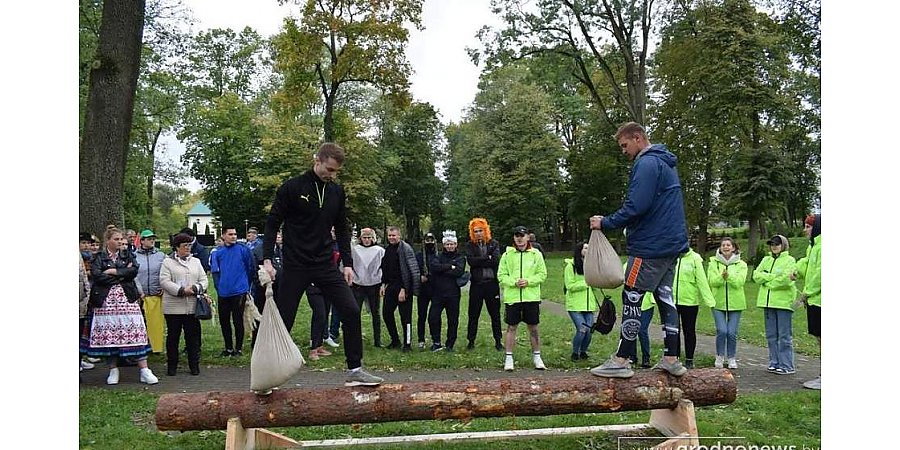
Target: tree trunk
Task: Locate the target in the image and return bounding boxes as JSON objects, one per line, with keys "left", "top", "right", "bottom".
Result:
{"left": 156, "top": 369, "right": 736, "bottom": 431}
{"left": 145, "top": 126, "right": 162, "bottom": 222}
{"left": 747, "top": 214, "right": 762, "bottom": 263}
{"left": 79, "top": 0, "right": 146, "bottom": 237}
{"left": 695, "top": 142, "right": 715, "bottom": 254}
{"left": 324, "top": 89, "right": 336, "bottom": 142}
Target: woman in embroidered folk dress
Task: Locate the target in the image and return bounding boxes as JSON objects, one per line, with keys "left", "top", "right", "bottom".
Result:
{"left": 80, "top": 228, "right": 159, "bottom": 385}
{"left": 160, "top": 233, "right": 208, "bottom": 376}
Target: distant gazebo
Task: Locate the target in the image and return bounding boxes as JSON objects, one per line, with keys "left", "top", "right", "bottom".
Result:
{"left": 186, "top": 201, "right": 217, "bottom": 238}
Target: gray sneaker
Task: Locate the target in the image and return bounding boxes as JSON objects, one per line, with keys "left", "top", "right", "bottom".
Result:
{"left": 590, "top": 356, "right": 634, "bottom": 378}
{"left": 345, "top": 368, "right": 384, "bottom": 387}
{"left": 653, "top": 358, "right": 688, "bottom": 376}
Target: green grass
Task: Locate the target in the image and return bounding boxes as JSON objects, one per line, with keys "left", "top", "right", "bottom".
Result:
{"left": 79, "top": 388, "right": 820, "bottom": 450}
{"left": 84, "top": 248, "right": 820, "bottom": 448}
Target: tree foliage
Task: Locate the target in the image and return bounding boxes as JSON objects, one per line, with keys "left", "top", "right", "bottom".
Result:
{"left": 476, "top": 0, "right": 657, "bottom": 124}
{"left": 272, "top": 0, "right": 423, "bottom": 141}
{"left": 378, "top": 100, "right": 444, "bottom": 242}
{"left": 443, "top": 65, "right": 564, "bottom": 241}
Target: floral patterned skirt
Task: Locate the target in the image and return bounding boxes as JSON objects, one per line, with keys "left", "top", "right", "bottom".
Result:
{"left": 79, "top": 284, "right": 151, "bottom": 358}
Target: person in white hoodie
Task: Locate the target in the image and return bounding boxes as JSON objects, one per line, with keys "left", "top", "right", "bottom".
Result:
{"left": 352, "top": 228, "right": 386, "bottom": 347}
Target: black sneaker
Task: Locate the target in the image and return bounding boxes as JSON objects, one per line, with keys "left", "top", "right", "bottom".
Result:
{"left": 386, "top": 341, "right": 401, "bottom": 349}
{"left": 495, "top": 342, "right": 504, "bottom": 351}
{"left": 579, "top": 352, "right": 589, "bottom": 360}
{"left": 233, "top": 349, "right": 243, "bottom": 357}
{"left": 571, "top": 353, "right": 580, "bottom": 362}
{"left": 466, "top": 341, "right": 475, "bottom": 350}
{"left": 445, "top": 346, "right": 454, "bottom": 353}
{"left": 684, "top": 359, "right": 694, "bottom": 369}
{"left": 219, "top": 349, "right": 234, "bottom": 357}
{"left": 402, "top": 344, "right": 412, "bottom": 353}
{"left": 430, "top": 343, "right": 444, "bottom": 352}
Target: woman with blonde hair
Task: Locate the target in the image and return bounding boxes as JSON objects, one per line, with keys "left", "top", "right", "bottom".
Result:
{"left": 80, "top": 227, "right": 158, "bottom": 385}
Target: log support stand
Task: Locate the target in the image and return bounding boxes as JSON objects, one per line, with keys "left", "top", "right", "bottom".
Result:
{"left": 224, "top": 399, "right": 699, "bottom": 449}
{"left": 155, "top": 369, "right": 734, "bottom": 449}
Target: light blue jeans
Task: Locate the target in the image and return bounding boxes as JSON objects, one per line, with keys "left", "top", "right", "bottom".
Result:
{"left": 763, "top": 308, "right": 794, "bottom": 370}
{"left": 568, "top": 311, "right": 594, "bottom": 355}
{"left": 712, "top": 309, "right": 742, "bottom": 359}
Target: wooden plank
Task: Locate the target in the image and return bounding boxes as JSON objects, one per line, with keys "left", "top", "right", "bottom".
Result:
{"left": 293, "top": 424, "right": 654, "bottom": 448}
{"left": 225, "top": 418, "right": 248, "bottom": 450}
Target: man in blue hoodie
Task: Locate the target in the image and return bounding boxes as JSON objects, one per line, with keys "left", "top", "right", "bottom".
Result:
{"left": 589, "top": 122, "right": 690, "bottom": 379}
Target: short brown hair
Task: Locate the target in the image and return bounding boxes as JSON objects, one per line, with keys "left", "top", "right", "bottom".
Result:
{"left": 317, "top": 143, "right": 345, "bottom": 164}
{"left": 614, "top": 122, "right": 647, "bottom": 140}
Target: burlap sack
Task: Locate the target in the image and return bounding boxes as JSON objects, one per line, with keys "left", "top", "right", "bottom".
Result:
{"left": 250, "top": 277, "right": 304, "bottom": 393}
{"left": 583, "top": 229, "right": 624, "bottom": 288}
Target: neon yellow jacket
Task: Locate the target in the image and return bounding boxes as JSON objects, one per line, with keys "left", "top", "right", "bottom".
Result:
{"left": 673, "top": 249, "right": 715, "bottom": 307}
{"left": 707, "top": 251, "right": 748, "bottom": 311}
{"left": 753, "top": 252, "right": 798, "bottom": 310}
{"left": 498, "top": 245, "right": 546, "bottom": 304}
{"left": 796, "top": 235, "right": 821, "bottom": 307}
{"left": 563, "top": 259, "right": 600, "bottom": 312}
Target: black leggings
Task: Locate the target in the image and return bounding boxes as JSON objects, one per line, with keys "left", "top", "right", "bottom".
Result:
{"left": 416, "top": 283, "right": 432, "bottom": 344}
{"left": 676, "top": 304, "right": 698, "bottom": 360}
{"left": 218, "top": 295, "right": 245, "bottom": 352}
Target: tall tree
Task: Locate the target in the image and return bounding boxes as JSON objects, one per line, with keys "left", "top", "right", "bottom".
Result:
{"left": 79, "top": 0, "right": 146, "bottom": 237}
{"left": 378, "top": 101, "right": 443, "bottom": 242}
{"left": 179, "top": 92, "right": 269, "bottom": 230}
{"left": 272, "top": 0, "right": 423, "bottom": 141}
{"left": 443, "top": 65, "right": 564, "bottom": 238}
{"left": 476, "top": 0, "right": 656, "bottom": 125}
{"left": 653, "top": 0, "right": 806, "bottom": 255}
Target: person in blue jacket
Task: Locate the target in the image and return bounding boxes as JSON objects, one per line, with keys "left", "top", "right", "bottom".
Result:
{"left": 590, "top": 121, "right": 690, "bottom": 379}
{"left": 210, "top": 226, "right": 257, "bottom": 358}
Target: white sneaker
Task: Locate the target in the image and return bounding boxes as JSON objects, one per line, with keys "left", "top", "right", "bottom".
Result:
{"left": 86, "top": 357, "right": 102, "bottom": 363}
{"left": 140, "top": 368, "right": 159, "bottom": 385}
{"left": 504, "top": 357, "right": 514, "bottom": 372}
{"left": 106, "top": 368, "right": 119, "bottom": 385}
{"left": 81, "top": 360, "right": 95, "bottom": 370}
{"left": 727, "top": 358, "right": 738, "bottom": 369}
{"left": 324, "top": 337, "right": 340, "bottom": 348}
{"left": 714, "top": 355, "right": 724, "bottom": 368}
{"left": 533, "top": 354, "right": 546, "bottom": 370}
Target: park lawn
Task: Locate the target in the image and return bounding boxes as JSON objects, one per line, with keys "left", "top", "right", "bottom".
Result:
{"left": 79, "top": 387, "right": 820, "bottom": 450}
{"left": 93, "top": 243, "right": 819, "bottom": 449}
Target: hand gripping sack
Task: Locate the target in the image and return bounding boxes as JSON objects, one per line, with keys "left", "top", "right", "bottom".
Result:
{"left": 583, "top": 229, "right": 624, "bottom": 289}
{"left": 250, "top": 287, "right": 305, "bottom": 393}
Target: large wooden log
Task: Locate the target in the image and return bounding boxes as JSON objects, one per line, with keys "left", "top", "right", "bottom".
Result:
{"left": 156, "top": 368, "right": 735, "bottom": 431}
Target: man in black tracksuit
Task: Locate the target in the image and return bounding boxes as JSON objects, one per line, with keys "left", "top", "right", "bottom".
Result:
{"left": 262, "top": 143, "right": 383, "bottom": 387}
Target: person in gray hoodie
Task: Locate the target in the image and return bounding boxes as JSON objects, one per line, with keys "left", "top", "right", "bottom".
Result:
{"left": 352, "top": 228, "right": 386, "bottom": 347}
{"left": 135, "top": 229, "right": 166, "bottom": 353}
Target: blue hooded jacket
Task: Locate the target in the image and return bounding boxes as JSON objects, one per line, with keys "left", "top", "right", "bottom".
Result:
{"left": 601, "top": 144, "right": 689, "bottom": 258}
